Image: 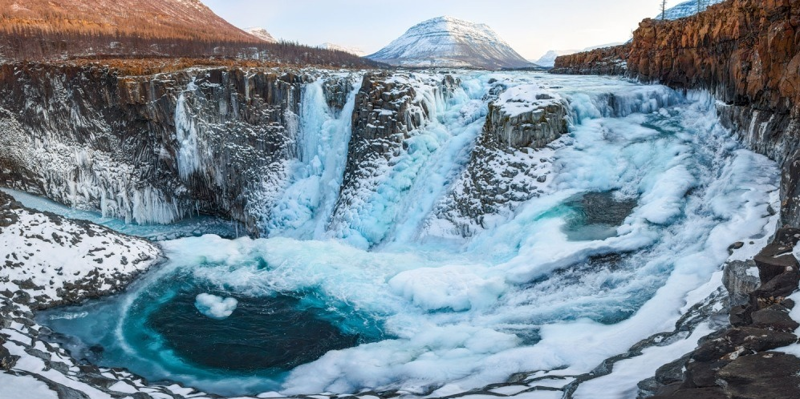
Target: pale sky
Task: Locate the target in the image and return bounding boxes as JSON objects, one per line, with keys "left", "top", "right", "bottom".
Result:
{"left": 200, "top": 0, "right": 688, "bottom": 60}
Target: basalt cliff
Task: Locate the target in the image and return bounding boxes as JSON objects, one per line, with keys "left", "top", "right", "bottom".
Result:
{"left": 555, "top": 1, "right": 800, "bottom": 397}
{"left": 0, "top": 64, "right": 570, "bottom": 240}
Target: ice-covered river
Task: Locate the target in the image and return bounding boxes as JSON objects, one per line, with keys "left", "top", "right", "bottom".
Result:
{"left": 13, "top": 72, "right": 781, "bottom": 398}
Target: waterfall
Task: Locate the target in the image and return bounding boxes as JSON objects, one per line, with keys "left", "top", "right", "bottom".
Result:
{"left": 265, "top": 76, "right": 362, "bottom": 239}
{"left": 175, "top": 78, "right": 201, "bottom": 180}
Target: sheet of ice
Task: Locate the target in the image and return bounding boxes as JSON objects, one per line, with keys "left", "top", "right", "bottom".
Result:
{"left": 0, "top": 187, "right": 240, "bottom": 240}
{"left": 195, "top": 294, "right": 239, "bottom": 320}
{"left": 265, "top": 75, "right": 362, "bottom": 240}
{"left": 175, "top": 79, "right": 202, "bottom": 180}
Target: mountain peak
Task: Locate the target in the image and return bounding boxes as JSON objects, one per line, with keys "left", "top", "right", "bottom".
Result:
{"left": 367, "top": 16, "right": 535, "bottom": 70}
{"left": 246, "top": 27, "right": 277, "bottom": 43}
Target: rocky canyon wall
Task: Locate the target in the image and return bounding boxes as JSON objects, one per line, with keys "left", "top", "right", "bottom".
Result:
{"left": 555, "top": 0, "right": 800, "bottom": 228}
{"left": 0, "top": 63, "right": 335, "bottom": 235}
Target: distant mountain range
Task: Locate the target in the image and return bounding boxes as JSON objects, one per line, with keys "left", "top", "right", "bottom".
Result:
{"left": 367, "top": 16, "right": 537, "bottom": 70}
{"left": 318, "top": 43, "right": 366, "bottom": 57}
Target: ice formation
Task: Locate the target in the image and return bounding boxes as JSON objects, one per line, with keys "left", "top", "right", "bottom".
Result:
{"left": 26, "top": 72, "right": 783, "bottom": 399}
{"left": 195, "top": 294, "right": 239, "bottom": 320}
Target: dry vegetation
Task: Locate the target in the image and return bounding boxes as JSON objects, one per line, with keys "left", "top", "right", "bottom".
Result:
{"left": 0, "top": 0, "right": 382, "bottom": 68}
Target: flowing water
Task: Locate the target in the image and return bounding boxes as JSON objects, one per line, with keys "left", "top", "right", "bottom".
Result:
{"left": 27, "top": 72, "right": 780, "bottom": 397}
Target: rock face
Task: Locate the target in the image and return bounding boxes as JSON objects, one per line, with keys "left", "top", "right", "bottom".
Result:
{"left": 644, "top": 228, "right": 800, "bottom": 399}
{"left": 430, "top": 82, "right": 568, "bottom": 236}
{"left": 555, "top": 0, "right": 800, "bottom": 227}
{"left": 550, "top": 44, "right": 631, "bottom": 75}
{"left": 367, "top": 16, "right": 536, "bottom": 70}
{"left": 0, "top": 63, "right": 359, "bottom": 235}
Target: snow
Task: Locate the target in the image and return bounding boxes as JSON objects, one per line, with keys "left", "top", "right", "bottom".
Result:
{"left": 0, "top": 373, "right": 58, "bottom": 399}
{"left": 0, "top": 195, "right": 161, "bottom": 306}
{"left": 195, "top": 293, "right": 239, "bottom": 320}
{"left": 318, "top": 43, "right": 366, "bottom": 57}
{"left": 574, "top": 323, "right": 714, "bottom": 398}
{"left": 367, "top": 16, "right": 532, "bottom": 69}
{"left": 657, "top": 0, "right": 725, "bottom": 20}
{"left": 495, "top": 85, "right": 564, "bottom": 117}
{"left": 246, "top": 27, "right": 277, "bottom": 43}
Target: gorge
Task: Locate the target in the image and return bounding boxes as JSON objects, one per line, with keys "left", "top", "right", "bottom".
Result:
{"left": 3, "top": 1, "right": 800, "bottom": 399}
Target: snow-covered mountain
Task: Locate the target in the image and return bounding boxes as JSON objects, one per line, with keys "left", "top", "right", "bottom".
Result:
{"left": 533, "top": 50, "right": 579, "bottom": 68}
{"left": 657, "top": 0, "right": 725, "bottom": 20}
{"left": 367, "top": 16, "right": 535, "bottom": 70}
{"left": 246, "top": 27, "right": 277, "bottom": 43}
{"left": 318, "top": 43, "right": 365, "bottom": 57}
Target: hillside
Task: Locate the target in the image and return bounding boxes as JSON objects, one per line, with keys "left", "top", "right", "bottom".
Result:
{"left": 0, "top": 0, "right": 378, "bottom": 67}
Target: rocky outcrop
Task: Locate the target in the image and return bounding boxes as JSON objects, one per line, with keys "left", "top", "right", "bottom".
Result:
{"left": 643, "top": 228, "right": 800, "bottom": 398}
{"left": 328, "top": 72, "right": 457, "bottom": 244}
{"left": 0, "top": 63, "right": 358, "bottom": 235}
{"left": 429, "top": 81, "right": 568, "bottom": 237}
{"left": 550, "top": 44, "right": 630, "bottom": 75}
{"left": 0, "top": 191, "right": 161, "bottom": 310}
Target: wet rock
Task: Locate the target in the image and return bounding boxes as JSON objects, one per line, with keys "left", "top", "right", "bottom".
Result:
{"left": 655, "top": 353, "right": 692, "bottom": 386}
{"left": 753, "top": 228, "right": 800, "bottom": 285}
{"left": 0, "top": 340, "right": 19, "bottom": 370}
{"left": 723, "top": 260, "right": 760, "bottom": 308}
{"left": 652, "top": 387, "right": 728, "bottom": 399}
{"left": 750, "top": 305, "right": 800, "bottom": 332}
{"left": 717, "top": 352, "right": 800, "bottom": 399}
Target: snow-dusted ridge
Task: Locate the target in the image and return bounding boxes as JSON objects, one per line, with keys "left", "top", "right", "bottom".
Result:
{"left": 318, "top": 43, "right": 365, "bottom": 57}
{"left": 246, "top": 27, "right": 277, "bottom": 43}
{"left": 367, "top": 16, "right": 537, "bottom": 70}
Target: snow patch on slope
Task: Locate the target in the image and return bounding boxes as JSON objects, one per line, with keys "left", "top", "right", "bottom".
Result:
{"left": 245, "top": 27, "right": 277, "bottom": 43}
{"left": 318, "top": 43, "right": 365, "bottom": 57}
{"left": 657, "top": 0, "right": 726, "bottom": 20}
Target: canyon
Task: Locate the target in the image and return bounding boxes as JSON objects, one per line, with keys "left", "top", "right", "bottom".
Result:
{"left": 2, "top": 1, "right": 800, "bottom": 399}
{"left": 554, "top": 0, "right": 800, "bottom": 397}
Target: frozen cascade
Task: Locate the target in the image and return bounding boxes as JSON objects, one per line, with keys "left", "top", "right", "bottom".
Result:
{"left": 175, "top": 78, "right": 201, "bottom": 180}
{"left": 36, "top": 73, "right": 782, "bottom": 398}
{"left": 265, "top": 75, "right": 362, "bottom": 239}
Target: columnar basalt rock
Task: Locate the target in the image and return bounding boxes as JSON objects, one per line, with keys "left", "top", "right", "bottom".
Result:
{"left": 643, "top": 228, "right": 800, "bottom": 399}
{"left": 0, "top": 64, "right": 362, "bottom": 235}
{"left": 429, "top": 82, "right": 568, "bottom": 237}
